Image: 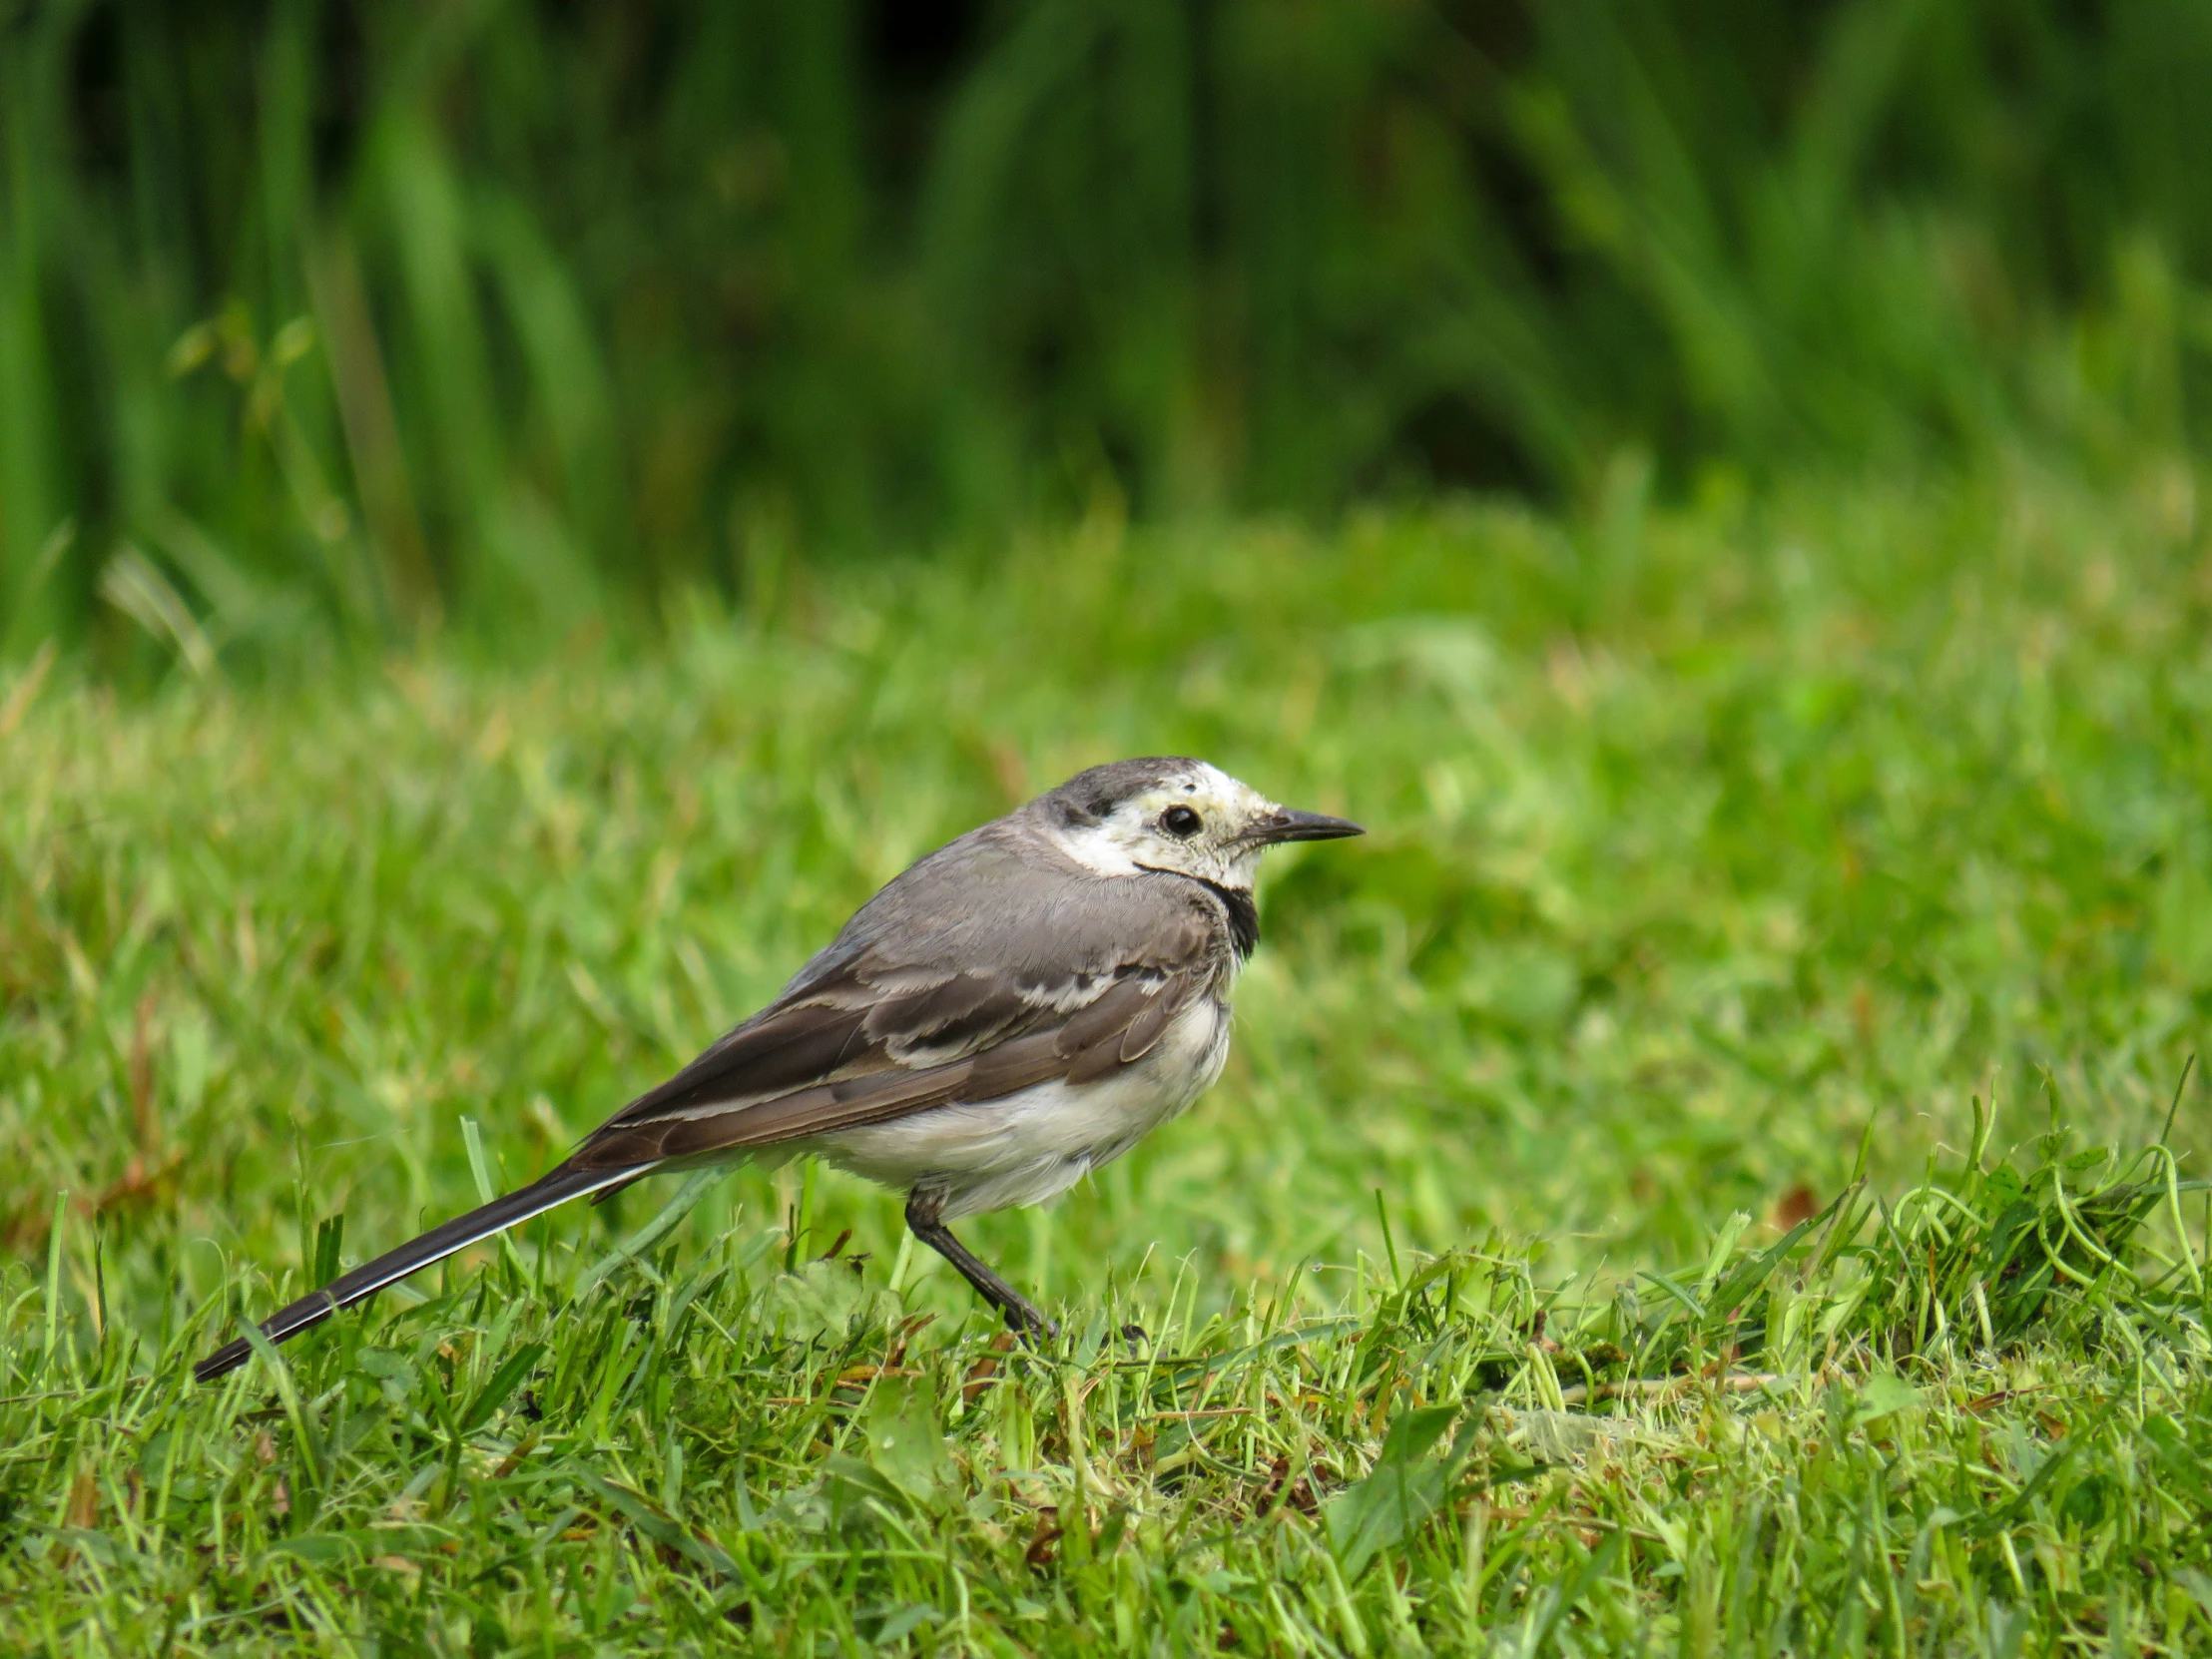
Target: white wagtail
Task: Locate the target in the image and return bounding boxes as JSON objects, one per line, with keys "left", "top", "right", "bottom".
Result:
{"left": 196, "top": 758, "right": 1361, "bottom": 1382}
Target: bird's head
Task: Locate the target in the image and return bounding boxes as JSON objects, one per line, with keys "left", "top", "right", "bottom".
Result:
{"left": 1035, "top": 757, "right": 1363, "bottom": 888}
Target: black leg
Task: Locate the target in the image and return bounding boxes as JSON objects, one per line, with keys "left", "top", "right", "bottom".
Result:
{"left": 904, "top": 1190, "right": 1058, "bottom": 1339}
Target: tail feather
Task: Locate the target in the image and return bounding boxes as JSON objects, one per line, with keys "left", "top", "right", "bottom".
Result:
{"left": 194, "top": 1163, "right": 646, "bottom": 1383}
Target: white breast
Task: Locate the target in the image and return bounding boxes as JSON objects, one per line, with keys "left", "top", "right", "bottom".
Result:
{"left": 808, "top": 996, "right": 1232, "bottom": 1219}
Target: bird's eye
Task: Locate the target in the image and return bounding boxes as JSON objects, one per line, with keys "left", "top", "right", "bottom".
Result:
{"left": 1161, "top": 805, "right": 1202, "bottom": 838}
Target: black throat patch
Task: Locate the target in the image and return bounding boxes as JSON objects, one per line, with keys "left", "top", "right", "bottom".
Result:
{"left": 1191, "top": 875, "right": 1261, "bottom": 959}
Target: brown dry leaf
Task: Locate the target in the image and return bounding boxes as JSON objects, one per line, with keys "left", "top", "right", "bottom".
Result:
{"left": 493, "top": 1430, "right": 538, "bottom": 1480}
{"left": 963, "top": 1332, "right": 1016, "bottom": 1404}
{"left": 93, "top": 1151, "right": 185, "bottom": 1215}
{"left": 1024, "top": 1506, "right": 1063, "bottom": 1568}
{"left": 1253, "top": 1454, "right": 1320, "bottom": 1519}
{"left": 129, "top": 991, "right": 160, "bottom": 1150}
{"left": 66, "top": 1470, "right": 99, "bottom": 1529}
{"left": 1770, "top": 1184, "right": 1821, "bottom": 1230}
{"left": 835, "top": 1365, "right": 917, "bottom": 1385}
{"left": 883, "top": 1311, "right": 935, "bottom": 1370}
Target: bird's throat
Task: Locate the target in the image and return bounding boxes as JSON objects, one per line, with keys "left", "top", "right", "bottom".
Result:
{"left": 1138, "top": 866, "right": 1259, "bottom": 959}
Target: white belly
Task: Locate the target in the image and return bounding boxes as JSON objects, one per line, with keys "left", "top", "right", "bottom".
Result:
{"left": 807, "top": 996, "right": 1232, "bottom": 1219}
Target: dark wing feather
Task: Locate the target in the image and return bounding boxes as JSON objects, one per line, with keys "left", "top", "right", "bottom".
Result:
{"left": 1118, "top": 980, "right": 1186, "bottom": 1062}
{"left": 595, "top": 969, "right": 1048, "bottom": 1134}
{"left": 568, "top": 967, "right": 1205, "bottom": 1169}
{"left": 615, "top": 999, "right": 876, "bottom": 1122}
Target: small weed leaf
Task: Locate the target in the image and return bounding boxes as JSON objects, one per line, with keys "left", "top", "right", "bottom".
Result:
{"left": 869, "top": 1603, "right": 940, "bottom": 1645}
{"left": 1848, "top": 1374, "right": 1919, "bottom": 1427}
{"left": 1526, "top": 1532, "right": 1627, "bottom": 1654}
{"left": 575, "top": 1472, "right": 741, "bottom": 1580}
{"left": 1325, "top": 1404, "right": 1468, "bottom": 1578}
{"left": 1492, "top": 1406, "right": 1651, "bottom": 1463}
{"left": 863, "top": 1374, "right": 956, "bottom": 1506}
{"left": 820, "top": 1454, "right": 913, "bottom": 1530}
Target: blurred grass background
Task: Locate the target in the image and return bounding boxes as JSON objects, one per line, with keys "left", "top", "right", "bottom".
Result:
{"left": 4, "top": 0, "right": 2212, "bottom": 668}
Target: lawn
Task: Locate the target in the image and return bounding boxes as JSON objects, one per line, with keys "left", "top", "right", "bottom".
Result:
{"left": 4, "top": 466, "right": 2212, "bottom": 1653}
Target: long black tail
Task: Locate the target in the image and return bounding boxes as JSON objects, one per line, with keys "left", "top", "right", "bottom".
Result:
{"left": 194, "top": 1163, "right": 645, "bottom": 1383}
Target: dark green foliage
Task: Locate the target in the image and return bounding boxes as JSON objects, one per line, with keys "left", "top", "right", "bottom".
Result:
{"left": 5, "top": 0, "right": 2212, "bottom": 659}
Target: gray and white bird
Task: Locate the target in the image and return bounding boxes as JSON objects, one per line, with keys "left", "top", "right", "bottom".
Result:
{"left": 196, "top": 758, "right": 1361, "bottom": 1382}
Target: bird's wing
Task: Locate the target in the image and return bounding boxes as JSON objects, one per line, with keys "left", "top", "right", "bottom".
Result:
{"left": 566, "top": 841, "right": 1227, "bottom": 1171}
{"left": 566, "top": 965, "right": 1208, "bottom": 1168}
{"left": 193, "top": 821, "right": 1234, "bottom": 1383}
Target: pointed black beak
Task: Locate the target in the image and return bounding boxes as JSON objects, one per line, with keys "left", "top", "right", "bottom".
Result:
{"left": 1246, "top": 808, "right": 1366, "bottom": 846}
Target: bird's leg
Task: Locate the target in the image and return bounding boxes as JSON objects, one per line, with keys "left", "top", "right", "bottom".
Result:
{"left": 904, "top": 1190, "right": 1058, "bottom": 1339}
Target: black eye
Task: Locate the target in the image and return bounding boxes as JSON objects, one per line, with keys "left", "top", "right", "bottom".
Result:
{"left": 1161, "top": 805, "right": 1202, "bottom": 838}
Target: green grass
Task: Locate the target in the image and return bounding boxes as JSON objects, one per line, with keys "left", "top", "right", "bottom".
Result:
{"left": 6, "top": 466, "right": 2212, "bottom": 1651}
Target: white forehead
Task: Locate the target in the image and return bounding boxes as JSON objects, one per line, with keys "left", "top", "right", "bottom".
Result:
{"left": 1115, "top": 762, "right": 1272, "bottom": 815}
{"left": 1044, "top": 761, "right": 1278, "bottom": 881}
